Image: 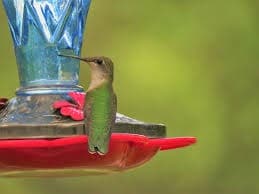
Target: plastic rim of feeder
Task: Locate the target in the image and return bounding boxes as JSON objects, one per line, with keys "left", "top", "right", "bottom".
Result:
{"left": 0, "top": 134, "right": 196, "bottom": 177}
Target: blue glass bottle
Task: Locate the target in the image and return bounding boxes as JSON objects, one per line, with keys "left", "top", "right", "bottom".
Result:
{"left": 0, "top": 0, "right": 168, "bottom": 162}
{"left": 3, "top": 0, "right": 91, "bottom": 95}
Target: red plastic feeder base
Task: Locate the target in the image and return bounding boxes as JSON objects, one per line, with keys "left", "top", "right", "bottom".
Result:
{"left": 0, "top": 134, "right": 196, "bottom": 177}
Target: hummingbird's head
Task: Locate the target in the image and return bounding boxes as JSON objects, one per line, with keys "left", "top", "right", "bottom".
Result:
{"left": 59, "top": 54, "right": 114, "bottom": 82}
{"left": 83, "top": 56, "right": 114, "bottom": 82}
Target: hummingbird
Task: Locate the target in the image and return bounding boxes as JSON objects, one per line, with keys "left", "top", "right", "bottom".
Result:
{"left": 59, "top": 54, "right": 117, "bottom": 155}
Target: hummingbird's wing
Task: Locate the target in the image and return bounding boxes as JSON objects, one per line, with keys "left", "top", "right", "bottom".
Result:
{"left": 85, "top": 83, "right": 115, "bottom": 155}
{"left": 110, "top": 92, "right": 117, "bottom": 128}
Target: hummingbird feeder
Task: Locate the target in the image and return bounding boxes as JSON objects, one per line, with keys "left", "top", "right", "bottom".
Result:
{"left": 0, "top": 0, "right": 196, "bottom": 177}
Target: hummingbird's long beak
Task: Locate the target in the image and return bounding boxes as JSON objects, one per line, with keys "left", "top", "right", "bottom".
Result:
{"left": 58, "top": 53, "right": 93, "bottom": 63}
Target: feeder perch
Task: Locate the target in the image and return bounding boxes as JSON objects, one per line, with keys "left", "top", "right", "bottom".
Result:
{"left": 0, "top": 0, "right": 196, "bottom": 177}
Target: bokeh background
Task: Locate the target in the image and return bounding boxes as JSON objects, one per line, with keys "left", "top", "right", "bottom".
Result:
{"left": 0, "top": 0, "right": 258, "bottom": 193}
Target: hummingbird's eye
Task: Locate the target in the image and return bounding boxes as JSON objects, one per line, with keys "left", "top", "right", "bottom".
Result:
{"left": 96, "top": 59, "right": 103, "bottom": 65}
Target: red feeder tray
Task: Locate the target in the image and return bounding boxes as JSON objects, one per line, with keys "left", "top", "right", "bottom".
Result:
{"left": 0, "top": 134, "right": 196, "bottom": 177}
{"left": 0, "top": 95, "right": 196, "bottom": 177}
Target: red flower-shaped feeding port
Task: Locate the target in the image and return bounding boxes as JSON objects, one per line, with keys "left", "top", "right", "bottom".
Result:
{"left": 53, "top": 92, "right": 85, "bottom": 121}
{"left": 0, "top": 98, "right": 8, "bottom": 111}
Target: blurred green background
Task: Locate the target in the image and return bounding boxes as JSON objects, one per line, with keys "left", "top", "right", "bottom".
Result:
{"left": 0, "top": 0, "right": 258, "bottom": 193}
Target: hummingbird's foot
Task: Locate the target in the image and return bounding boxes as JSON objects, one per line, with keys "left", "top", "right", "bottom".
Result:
{"left": 88, "top": 145, "right": 108, "bottom": 155}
